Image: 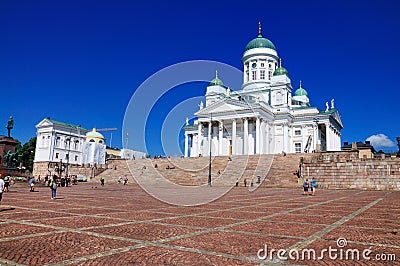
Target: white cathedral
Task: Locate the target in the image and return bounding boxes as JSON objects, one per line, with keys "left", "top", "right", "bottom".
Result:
{"left": 184, "top": 23, "right": 343, "bottom": 157}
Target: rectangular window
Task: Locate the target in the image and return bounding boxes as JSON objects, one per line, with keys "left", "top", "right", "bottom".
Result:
{"left": 268, "top": 71, "right": 272, "bottom": 80}
{"left": 55, "top": 153, "right": 59, "bottom": 159}
{"left": 75, "top": 155, "right": 78, "bottom": 161}
{"left": 252, "top": 71, "right": 257, "bottom": 80}
{"left": 260, "top": 70, "right": 265, "bottom": 80}
{"left": 295, "top": 143, "right": 302, "bottom": 153}
{"left": 65, "top": 154, "right": 69, "bottom": 160}
{"left": 295, "top": 130, "right": 301, "bottom": 136}
{"left": 260, "top": 62, "right": 265, "bottom": 67}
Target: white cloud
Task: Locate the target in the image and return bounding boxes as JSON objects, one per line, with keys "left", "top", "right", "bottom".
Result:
{"left": 366, "top": 134, "right": 396, "bottom": 148}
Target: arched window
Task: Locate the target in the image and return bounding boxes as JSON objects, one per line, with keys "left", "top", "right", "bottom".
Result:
{"left": 74, "top": 140, "right": 79, "bottom": 150}
{"left": 89, "top": 139, "right": 95, "bottom": 142}
{"left": 56, "top": 137, "right": 60, "bottom": 147}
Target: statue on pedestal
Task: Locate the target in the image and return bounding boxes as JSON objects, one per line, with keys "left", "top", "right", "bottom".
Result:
{"left": 6, "top": 116, "right": 14, "bottom": 138}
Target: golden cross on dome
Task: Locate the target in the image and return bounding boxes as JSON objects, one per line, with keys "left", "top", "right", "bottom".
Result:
{"left": 215, "top": 70, "right": 218, "bottom": 79}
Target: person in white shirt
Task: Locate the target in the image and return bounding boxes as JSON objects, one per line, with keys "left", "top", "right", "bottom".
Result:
{"left": 0, "top": 175, "right": 5, "bottom": 208}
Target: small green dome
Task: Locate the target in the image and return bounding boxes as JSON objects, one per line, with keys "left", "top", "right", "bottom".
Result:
{"left": 209, "top": 70, "right": 224, "bottom": 86}
{"left": 273, "top": 58, "right": 289, "bottom": 76}
{"left": 294, "top": 82, "right": 308, "bottom": 96}
{"left": 245, "top": 35, "right": 276, "bottom": 52}
{"left": 210, "top": 77, "right": 224, "bottom": 86}
{"left": 273, "top": 67, "right": 289, "bottom": 76}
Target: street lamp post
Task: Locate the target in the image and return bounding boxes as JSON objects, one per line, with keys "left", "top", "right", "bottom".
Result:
{"left": 65, "top": 134, "right": 71, "bottom": 177}
{"left": 208, "top": 114, "right": 212, "bottom": 186}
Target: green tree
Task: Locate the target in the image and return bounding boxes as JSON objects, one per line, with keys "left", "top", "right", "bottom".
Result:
{"left": 15, "top": 137, "right": 36, "bottom": 172}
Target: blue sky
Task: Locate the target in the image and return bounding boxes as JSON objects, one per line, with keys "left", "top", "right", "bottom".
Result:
{"left": 1, "top": 0, "right": 399, "bottom": 155}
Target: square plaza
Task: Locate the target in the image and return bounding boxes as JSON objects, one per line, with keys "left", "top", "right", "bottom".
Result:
{"left": 1, "top": 182, "right": 399, "bottom": 265}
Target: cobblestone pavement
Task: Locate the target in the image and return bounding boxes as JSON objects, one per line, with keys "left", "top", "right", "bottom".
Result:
{"left": 1, "top": 182, "right": 400, "bottom": 265}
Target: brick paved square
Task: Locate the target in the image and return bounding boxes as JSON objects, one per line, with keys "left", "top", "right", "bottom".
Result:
{"left": 86, "top": 222, "right": 200, "bottom": 241}
{"left": 0, "top": 222, "right": 54, "bottom": 239}
{"left": 169, "top": 231, "right": 299, "bottom": 257}
{"left": 70, "top": 246, "right": 256, "bottom": 266}
{"left": 0, "top": 232, "right": 133, "bottom": 265}
{"left": 0, "top": 183, "right": 399, "bottom": 265}
{"left": 230, "top": 220, "right": 325, "bottom": 237}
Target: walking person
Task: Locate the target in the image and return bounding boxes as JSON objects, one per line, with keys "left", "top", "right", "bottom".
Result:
{"left": 311, "top": 177, "right": 317, "bottom": 196}
{"left": 0, "top": 175, "right": 5, "bottom": 208}
{"left": 303, "top": 179, "right": 309, "bottom": 195}
{"left": 4, "top": 175, "right": 10, "bottom": 192}
{"left": 50, "top": 175, "right": 57, "bottom": 199}
{"left": 29, "top": 177, "right": 35, "bottom": 192}
{"left": 100, "top": 176, "right": 105, "bottom": 186}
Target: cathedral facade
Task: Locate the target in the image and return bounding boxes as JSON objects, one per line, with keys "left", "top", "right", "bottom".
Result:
{"left": 184, "top": 23, "right": 343, "bottom": 157}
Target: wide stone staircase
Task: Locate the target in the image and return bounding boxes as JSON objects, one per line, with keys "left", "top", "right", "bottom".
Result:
{"left": 262, "top": 153, "right": 310, "bottom": 188}
{"left": 92, "top": 154, "right": 305, "bottom": 188}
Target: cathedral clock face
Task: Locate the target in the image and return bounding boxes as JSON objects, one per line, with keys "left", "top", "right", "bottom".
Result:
{"left": 252, "top": 63, "right": 257, "bottom": 68}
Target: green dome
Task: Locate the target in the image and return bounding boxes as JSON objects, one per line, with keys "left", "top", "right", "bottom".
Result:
{"left": 210, "top": 77, "right": 224, "bottom": 86}
{"left": 294, "top": 88, "right": 308, "bottom": 96}
{"left": 294, "top": 82, "right": 308, "bottom": 97}
{"left": 273, "top": 58, "right": 289, "bottom": 77}
{"left": 245, "top": 34, "right": 276, "bottom": 52}
{"left": 209, "top": 70, "right": 224, "bottom": 86}
{"left": 273, "top": 67, "right": 289, "bottom": 76}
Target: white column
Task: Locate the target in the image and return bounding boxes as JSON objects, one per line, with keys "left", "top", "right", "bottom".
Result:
{"left": 283, "top": 123, "right": 288, "bottom": 153}
{"left": 302, "top": 125, "right": 307, "bottom": 153}
{"left": 313, "top": 124, "right": 318, "bottom": 151}
{"left": 197, "top": 122, "right": 202, "bottom": 156}
{"left": 260, "top": 120, "right": 265, "bottom": 154}
{"left": 192, "top": 135, "right": 198, "bottom": 157}
{"left": 256, "top": 117, "right": 260, "bottom": 154}
{"left": 325, "top": 123, "right": 330, "bottom": 151}
{"left": 218, "top": 120, "right": 223, "bottom": 156}
{"left": 243, "top": 118, "right": 248, "bottom": 155}
{"left": 265, "top": 122, "right": 270, "bottom": 154}
{"left": 208, "top": 122, "right": 212, "bottom": 155}
{"left": 232, "top": 119, "right": 236, "bottom": 155}
{"left": 184, "top": 133, "right": 189, "bottom": 157}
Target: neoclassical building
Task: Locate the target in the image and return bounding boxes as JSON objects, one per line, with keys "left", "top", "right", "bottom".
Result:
{"left": 184, "top": 23, "right": 343, "bottom": 157}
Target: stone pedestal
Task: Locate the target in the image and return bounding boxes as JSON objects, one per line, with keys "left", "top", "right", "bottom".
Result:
{"left": 0, "top": 135, "right": 21, "bottom": 177}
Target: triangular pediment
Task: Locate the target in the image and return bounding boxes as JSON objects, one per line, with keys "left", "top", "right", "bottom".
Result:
{"left": 331, "top": 110, "right": 343, "bottom": 128}
{"left": 36, "top": 118, "right": 54, "bottom": 128}
{"left": 196, "top": 98, "right": 256, "bottom": 116}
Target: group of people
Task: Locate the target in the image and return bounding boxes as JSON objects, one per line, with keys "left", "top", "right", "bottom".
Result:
{"left": 117, "top": 176, "right": 128, "bottom": 185}
{"left": 303, "top": 177, "right": 317, "bottom": 196}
